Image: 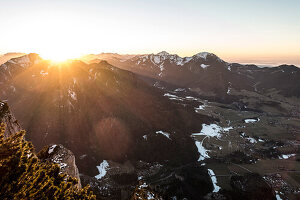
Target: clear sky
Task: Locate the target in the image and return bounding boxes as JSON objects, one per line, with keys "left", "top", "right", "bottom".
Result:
{"left": 0, "top": 0, "right": 299, "bottom": 65}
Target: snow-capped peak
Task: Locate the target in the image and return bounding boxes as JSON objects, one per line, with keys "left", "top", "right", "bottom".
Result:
{"left": 129, "top": 51, "right": 225, "bottom": 73}
{"left": 195, "top": 52, "right": 210, "bottom": 59}
{"left": 148, "top": 52, "right": 183, "bottom": 66}
{"left": 157, "top": 51, "right": 170, "bottom": 56}
{"left": 192, "top": 52, "right": 224, "bottom": 63}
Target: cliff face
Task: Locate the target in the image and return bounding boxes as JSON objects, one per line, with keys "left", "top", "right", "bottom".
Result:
{"left": 0, "top": 101, "right": 21, "bottom": 138}
{"left": 38, "top": 144, "right": 82, "bottom": 188}
{"left": 0, "top": 101, "right": 82, "bottom": 188}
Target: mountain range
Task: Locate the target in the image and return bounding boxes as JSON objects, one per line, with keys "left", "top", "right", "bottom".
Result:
{"left": 81, "top": 51, "right": 300, "bottom": 99}
{"left": 0, "top": 53, "right": 214, "bottom": 175}
{"left": 0, "top": 52, "right": 299, "bottom": 200}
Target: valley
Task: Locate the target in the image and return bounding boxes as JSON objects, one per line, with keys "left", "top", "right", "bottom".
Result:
{"left": 159, "top": 84, "right": 300, "bottom": 199}
{"left": 1, "top": 1, "right": 299, "bottom": 199}
{"left": 0, "top": 52, "right": 299, "bottom": 200}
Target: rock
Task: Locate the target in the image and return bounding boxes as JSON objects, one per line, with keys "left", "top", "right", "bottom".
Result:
{"left": 0, "top": 101, "right": 82, "bottom": 188}
{"left": 38, "top": 144, "right": 82, "bottom": 188}
{"left": 0, "top": 101, "right": 21, "bottom": 138}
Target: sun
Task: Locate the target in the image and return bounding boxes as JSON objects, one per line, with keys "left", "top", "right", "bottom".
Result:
{"left": 39, "top": 50, "right": 81, "bottom": 63}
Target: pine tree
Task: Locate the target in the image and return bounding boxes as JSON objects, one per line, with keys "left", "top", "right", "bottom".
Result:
{"left": 0, "top": 123, "right": 96, "bottom": 200}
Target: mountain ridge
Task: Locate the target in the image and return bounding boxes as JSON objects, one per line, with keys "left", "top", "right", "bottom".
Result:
{"left": 80, "top": 51, "right": 300, "bottom": 98}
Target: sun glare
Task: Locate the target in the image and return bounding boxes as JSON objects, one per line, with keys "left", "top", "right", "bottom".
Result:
{"left": 39, "top": 51, "right": 80, "bottom": 63}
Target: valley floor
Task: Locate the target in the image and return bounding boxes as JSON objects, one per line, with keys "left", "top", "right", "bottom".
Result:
{"left": 162, "top": 86, "right": 300, "bottom": 199}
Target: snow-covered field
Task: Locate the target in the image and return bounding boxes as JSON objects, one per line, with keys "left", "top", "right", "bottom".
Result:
{"left": 192, "top": 124, "right": 233, "bottom": 161}
{"left": 192, "top": 124, "right": 233, "bottom": 139}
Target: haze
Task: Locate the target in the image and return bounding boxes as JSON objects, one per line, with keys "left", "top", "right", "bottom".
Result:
{"left": 0, "top": 0, "right": 300, "bottom": 65}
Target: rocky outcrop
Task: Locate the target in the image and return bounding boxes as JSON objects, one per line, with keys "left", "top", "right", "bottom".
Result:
{"left": 38, "top": 144, "right": 82, "bottom": 188}
{"left": 0, "top": 101, "right": 21, "bottom": 138}
{"left": 0, "top": 101, "right": 82, "bottom": 188}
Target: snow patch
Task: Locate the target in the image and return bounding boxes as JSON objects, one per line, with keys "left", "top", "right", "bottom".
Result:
{"left": 155, "top": 131, "right": 171, "bottom": 140}
{"left": 246, "top": 137, "right": 257, "bottom": 144}
{"left": 208, "top": 169, "right": 220, "bottom": 192}
{"left": 240, "top": 132, "right": 257, "bottom": 144}
{"left": 138, "top": 182, "right": 148, "bottom": 189}
{"left": 164, "top": 93, "right": 183, "bottom": 101}
{"left": 48, "top": 145, "right": 57, "bottom": 154}
{"left": 68, "top": 89, "right": 77, "bottom": 101}
{"left": 185, "top": 96, "right": 198, "bottom": 101}
{"left": 195, "top": 104, "right": 206, "bottom": 110}
{"left": 227, "top": 87, "right": 231, "bottom": 94}
{"left": 200, "top": 64, "right": 209, "bottom": 69}
{"left": 192, "top": 124, "right": 233, "bottom": 138}
{"left": 275, "top": 191, "right": 283, "bottom": 200}
{"left": 195, "top": 140, "right": 210, "bottom": 161}
{"left": 95, "top": 160, "right": 109, "bottom": 179}
{"left": 40, "top": 70, "right": 48, "bottom": 76}
{"left": 244, "top": 118, "right": 260, "bottom": 123}
{"left": 174, "top": 88, "right": 185, "bottom": 92}
{"left": 192, "top": 124, "right": 233, "bottom": 161}
{"left": 164, "top": 93, "right": 178, "bottom": 98}
{"left": 153, "top": 56, "right": 161, "bottom": 64}
{"left": 279, "top": 154, "right": 296, "bottom": 159}
{"left": 195, "top": 101, "right": 209, "bottom": 111}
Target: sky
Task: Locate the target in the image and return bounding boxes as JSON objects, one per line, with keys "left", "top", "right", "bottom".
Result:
{"left": 0, "top": 0, "right": 299, "bottom": 65}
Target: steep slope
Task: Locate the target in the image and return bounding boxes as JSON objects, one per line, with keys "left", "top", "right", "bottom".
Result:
{"left": 0, "top": 102, "right": 86, "bottom": 190}
{"left": 0, "top": 101, "right": 21, "bottom": 138}
{"left": 0, "top": 54, "right": 211, "bottom": 175}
